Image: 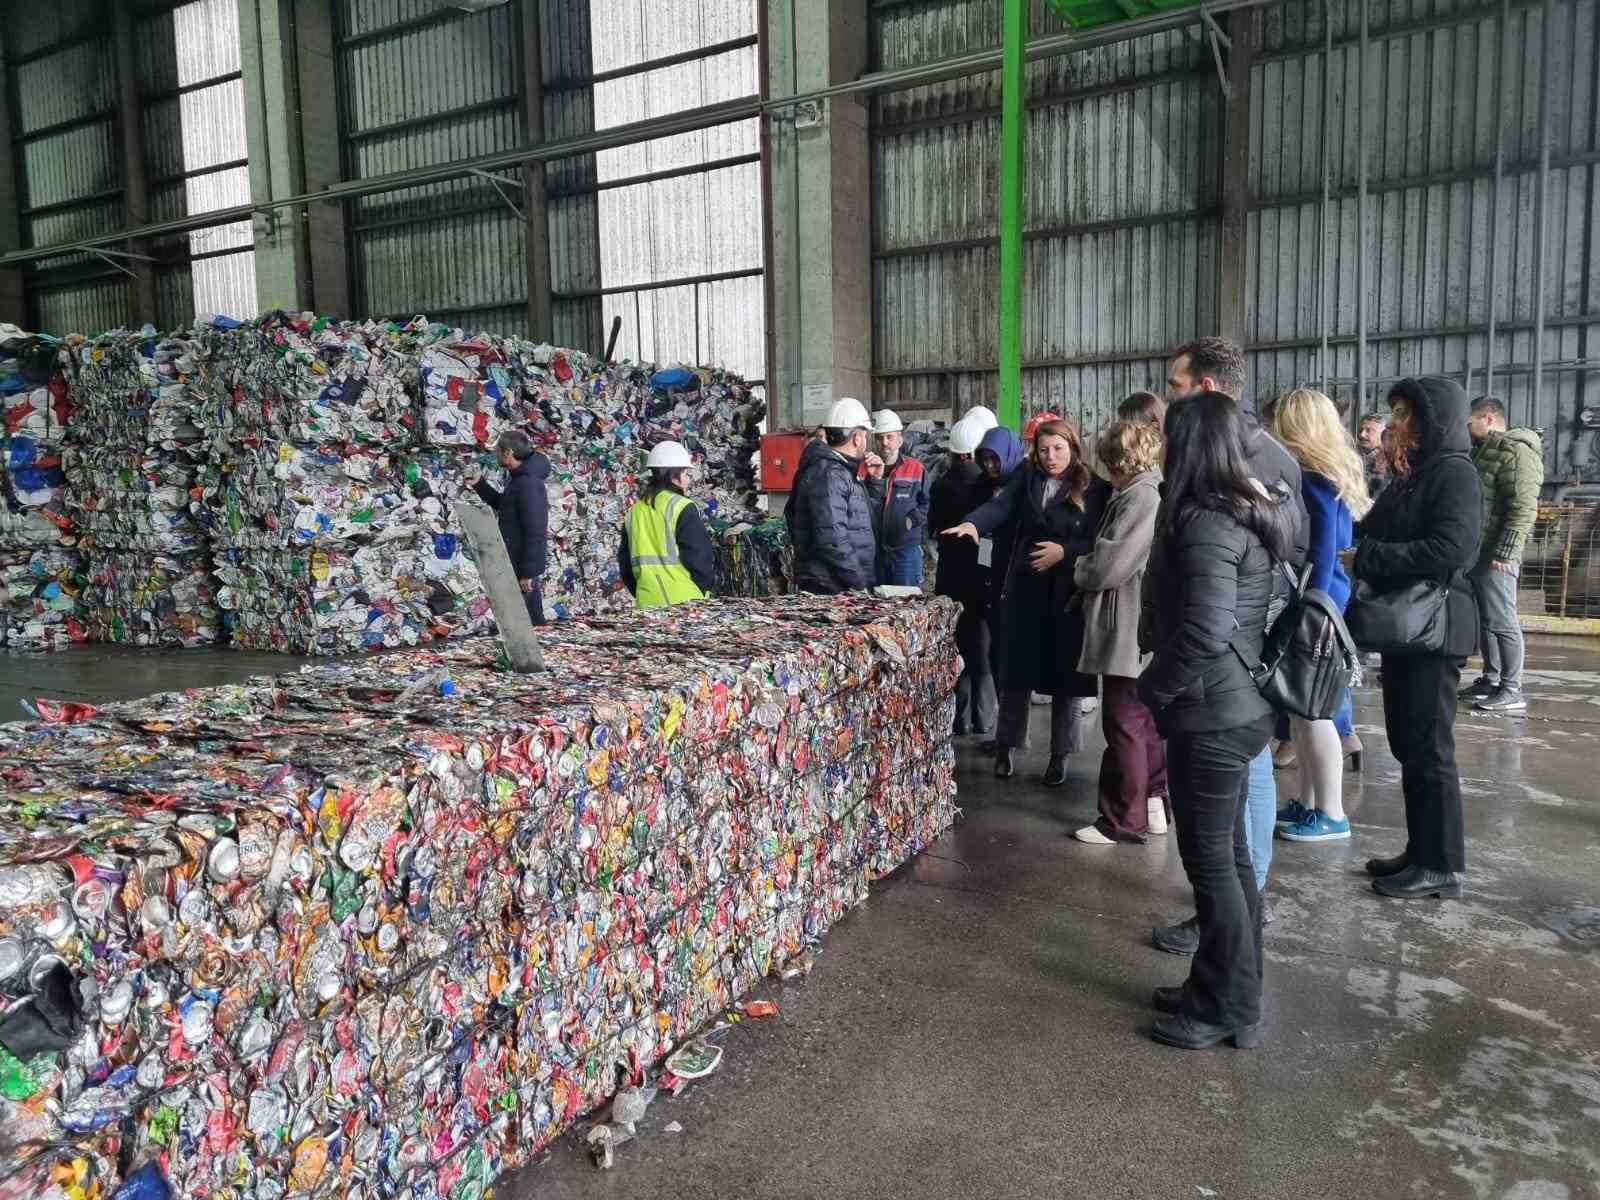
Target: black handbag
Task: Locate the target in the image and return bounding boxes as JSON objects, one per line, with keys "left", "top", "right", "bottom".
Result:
{"left": 1344, "top": 578, "right": 1449, "bottom": 655}
{"left": 1235, "top": 563, "right": 1359, "bottom": 722}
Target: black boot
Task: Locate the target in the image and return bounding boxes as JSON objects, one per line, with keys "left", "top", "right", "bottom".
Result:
{"left": 1042, "top": 754, "right": 1067, "bottom": 786}
{"left": 1365, "top": 851, "right": 1410, "bottom": 878}
{"left": 1372, "top": 865, "right": 1463, "bottom": 899}
{"left": 1151, "top": 985, "right": 1184, "bottom": 1015}
{"left": 1151, "top": 915, "right": 1199, "bottom": 956}
{"left": 1150, "top": 1013, "right": 1262, "bottom": 1050}
{"left": 994, "top": 747, "right": 1015, "bottom": 779}
{"left": 978, "top": 738, "right": 999, "bottom": 755}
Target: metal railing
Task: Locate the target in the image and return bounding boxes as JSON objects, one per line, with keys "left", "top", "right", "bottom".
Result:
{"left": 1519, "top": 500, "right": 1600, "bottom": 620}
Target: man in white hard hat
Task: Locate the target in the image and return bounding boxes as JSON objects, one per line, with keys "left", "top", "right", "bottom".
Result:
{"left": 869, "top": 408, "right": 930, "bottom": 586}
{"left": 785, "top": 397, "right": 882, "bottom": 594}
{"left": 931, "top": 413, "right": 996, "bottom": 733}
{"left": 617, "top": 441, "right": 715, "bottom": 608}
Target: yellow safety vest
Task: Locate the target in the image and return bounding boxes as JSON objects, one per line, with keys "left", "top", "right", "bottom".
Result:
{"left": 626, "top": 490, "right": 707, "bottom": 609}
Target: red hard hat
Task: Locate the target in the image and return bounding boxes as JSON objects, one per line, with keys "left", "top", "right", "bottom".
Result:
{"left": 1024, "top": 411, "right": 1062, "bottom": 441}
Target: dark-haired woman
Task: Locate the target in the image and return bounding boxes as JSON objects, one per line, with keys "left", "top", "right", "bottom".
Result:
{"left": 944, "top": 420, "right": 1098, "bottom": 785}
{"left": 1343, "top": 378, "right": 1482, "bottom": 899}
{"left": 1138, "top": 391, "right": 1294, "bottom": 1051}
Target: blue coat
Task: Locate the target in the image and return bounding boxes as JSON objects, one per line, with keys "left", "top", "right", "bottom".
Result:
{"left": 1302, "top": 471, "right": 1353, "bottom": 611}
{"left": 474, "top": 453, "right": 550, "bottom": 581}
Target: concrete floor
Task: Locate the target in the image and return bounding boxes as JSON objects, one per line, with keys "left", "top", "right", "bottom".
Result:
{"left": 4, "top": 638, "right": 1598, "bottom": 1200}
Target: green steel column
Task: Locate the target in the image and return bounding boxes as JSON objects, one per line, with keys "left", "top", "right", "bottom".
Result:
{"left": 997, "top": 0, "right": 1027, "bottom": 432}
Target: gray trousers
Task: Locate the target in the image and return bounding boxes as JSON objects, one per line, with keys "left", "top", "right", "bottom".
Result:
{"left": 997, "top": 689, "right": 1090, "bottom": 757}
{"left": 1470, "top": 560, "right": 1524, "bottom": 691}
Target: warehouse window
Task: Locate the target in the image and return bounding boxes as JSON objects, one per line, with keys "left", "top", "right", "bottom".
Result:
{"left": 588, "top": 0, "right": 765, "bottom": 381}
{"left": 165, "top": 0, "right": 255, "bottom": 319}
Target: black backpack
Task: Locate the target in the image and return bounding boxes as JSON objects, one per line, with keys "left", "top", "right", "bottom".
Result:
{"left": 1235, "top": 561, "right": 1359, "bottom": 722}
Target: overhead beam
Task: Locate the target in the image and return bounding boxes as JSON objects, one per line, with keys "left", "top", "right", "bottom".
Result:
{"left": 519, "top": 0, "right": 552, "bottom": 342}
{"left": 111, "top": 1, "right": 159, "bottom": 322}
{"left": 1217, "top": 7, "right": 1258, "bottom": 350}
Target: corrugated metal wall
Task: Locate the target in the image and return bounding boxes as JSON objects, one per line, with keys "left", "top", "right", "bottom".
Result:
{"left": 868, "top": 0, "right": 1599, "bottom": 483}
{"left": 3, "top": 0, "right": 255, "bottom": 332}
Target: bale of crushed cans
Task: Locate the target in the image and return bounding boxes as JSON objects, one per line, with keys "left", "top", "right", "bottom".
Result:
{"left": 0, "top": 329, "right": 83, "bottom": 650}
{"left": 0, "top": 593, "right": 960, "bottom": 1200}
{"left": 62, "top": 330, "right": 222, "bottom": 648}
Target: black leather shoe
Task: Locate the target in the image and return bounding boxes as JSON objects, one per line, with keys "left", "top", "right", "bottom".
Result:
{"left": 1372, "top": 865, "right": 1463, "bottom": 899}
{"left": 978, "top": 739, "right": 999, "bottom": 755}
{"left": 952, "top": 721, "right": 970, "bottom": 737}
{"left": 1151, "top": 985, "right": 1184, "bottom": 1015}
{"left": 1042, "top": 755, "right": 1067, "bottom": 786}
{"left": 1150, "top": 1013, "right": 1262, "bottom": 1050}
{"left": 1152, "top": 915, "right": 1199, "bottom": 955}
{"left": 994, "top": 748, "right": 1015, "bottom": 779}
{"left": 1365, "top": 851, "right": 1410, "bottom": 878}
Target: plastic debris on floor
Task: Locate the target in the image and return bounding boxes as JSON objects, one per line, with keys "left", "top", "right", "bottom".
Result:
{"left": 63, "top": 330, "right": 221, "bottom": 647}
{"left": 0, "top": 328, "right": 82, "bottom": 650}
{"left": 0, "top": 592, "right": 960, "bottom": 1200}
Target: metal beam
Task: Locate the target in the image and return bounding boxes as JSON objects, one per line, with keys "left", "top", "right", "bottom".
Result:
{"left": 876, "top": 207, "right": 1218, "bottom": 259}
{"left": 1531, "top": 0, "right": 1553, "bottom": 427}
{"left": 519, "top": 0, "right": 552, "bottom": 342}
{"left": 343, "top": 97, "right": 519, "bottom": 146}
{"left": 552, "top": 267, "right": 762, "bottom": 303}
{"left": 1356, "top": 0, "right": 1369, "bottom": 415}
{"left": 545, "top": 34, "right": 760, "bottom": 92}
{"left": 0, "top": 31, "right": 24, "bottom": 322}
{"left": 1218, "top": 7, "right": 1258, "bottom": 350}
{"left": 111, "top": 0, "right": 157, "bottom": 322}
{"left": 1485, "top": 0, "right": 1509, "bottom": 398}
{"left": 996, "top": 0, "right": 1026, "bottom": 432}
{"left": 294, "top": 0, "right": 350, "bottom": 316}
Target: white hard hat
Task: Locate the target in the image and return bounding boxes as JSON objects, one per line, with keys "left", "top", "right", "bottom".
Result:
{"left": 645, "top": 441, "right": 692, "bottom": 469}
{"left": 963, "top": 405, "right": 999, "bottom": 432}
{"left": 948, "top": 415, "right": 983, "bottom": 455}
{"left": 825, "top": 396, "right": 871, "bottom": 430}
{"left": 871, "top": 409, "right": 904, "bottom": 434}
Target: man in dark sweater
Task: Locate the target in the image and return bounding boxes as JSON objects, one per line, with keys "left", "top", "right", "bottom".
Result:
{"left": 465, "top": 430, "right": 551, "bottom": 625}
{"left": 1152, "top": 337, "right": 1308, "bottom": 955}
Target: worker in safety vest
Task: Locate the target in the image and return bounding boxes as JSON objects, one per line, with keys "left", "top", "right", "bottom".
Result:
{"left": 617, "top": 441, "right": 716, "bottom": 608}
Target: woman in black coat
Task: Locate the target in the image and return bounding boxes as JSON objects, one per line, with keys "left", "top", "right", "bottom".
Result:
{"left": 945, "top": 419, "right": 1099, "bottom": 785}
{"left": 1343, "top": 377, "right": 1483, "bottom": 900}
{"left": 1138, "top": 392, "right": 1294, "bottom": 1051}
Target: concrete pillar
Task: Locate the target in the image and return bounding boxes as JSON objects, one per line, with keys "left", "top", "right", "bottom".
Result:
{"left": 238, "top": 0, "right": 350, "bottom": 316}
{"left": 0, "top": 39, "right": 27, "bottom": 324}
{"left": 520, "top": 0, "right": 553, "bottom": 342}
{"left": 766, "top": 0, "right": 872, "bottom": 430}
{"left": 111, "top": 3, "right": 160, "bottom": 323}
{"left": 1216, "top": 8, "right": 1259, "bottom": 349}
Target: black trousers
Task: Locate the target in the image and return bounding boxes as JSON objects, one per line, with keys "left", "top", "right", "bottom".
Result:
{"left": 953, "top": 605, "right": 997, "bottom": 733}
{"left": 525, "top": 584, "right": 546, "bottom": 626}
{"left": 1380, "top": 654, "right": 1465, "bottom": 872}
{"left": 1168, "top": 715, "right": 1275, "bottom": 1029}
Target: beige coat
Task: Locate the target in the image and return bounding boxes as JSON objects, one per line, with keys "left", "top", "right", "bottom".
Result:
{"left": 1074, "top": 470, "right": 1162, "bottom": 679}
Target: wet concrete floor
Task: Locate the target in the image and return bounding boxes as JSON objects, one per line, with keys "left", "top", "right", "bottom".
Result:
{"left": 4, "top": 637, "right": 1598, "bottom": 1199}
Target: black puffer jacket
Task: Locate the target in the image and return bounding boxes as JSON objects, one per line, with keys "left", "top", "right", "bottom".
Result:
{"left": 1138, "top": 505, "right": 1276, "bottom": 735}
{"left": 1354, "top": 377, "right": 1484, "bottom": 659}
{"left": 931, "top": 458, "right": 985, "bottom": 605}
{"left": 786, "top": 439, "right": 878, "bottom": 594}
{"left": 474, "top": 452, "right": 550, "bottom": 580}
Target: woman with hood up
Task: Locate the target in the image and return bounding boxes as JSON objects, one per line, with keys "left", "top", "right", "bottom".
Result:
{"left": 1342, "top": 377, "right": 1483, "bottom": 900}
{"left": 946, "top": 420, "right": 1099, "bottom": 785}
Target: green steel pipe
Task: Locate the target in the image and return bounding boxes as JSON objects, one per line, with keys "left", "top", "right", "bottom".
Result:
{"left": 998, "top": 0, "right": 1028, "bottom": 432}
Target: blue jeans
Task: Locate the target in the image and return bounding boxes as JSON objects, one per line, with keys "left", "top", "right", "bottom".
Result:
{"left": 879, "top": 543, "right": 923, "bottom": 586}
{"left": 1242, "top": 745, "right": 1276, "bottom": 892}
{"left": 1333, "top": 687, "right": 1352, "bottom": 739}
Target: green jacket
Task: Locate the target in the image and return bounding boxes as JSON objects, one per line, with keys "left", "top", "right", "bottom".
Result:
{"left": 1470, "top": 427, "right": 1543, "bottom": 564}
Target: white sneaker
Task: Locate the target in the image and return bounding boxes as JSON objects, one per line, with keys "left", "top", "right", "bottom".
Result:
{"left": 1073, "top": 824, "right": 1115, "bottom": 845}
{"left": 1147, "top": 797, "right": 1169, "bottom": 835}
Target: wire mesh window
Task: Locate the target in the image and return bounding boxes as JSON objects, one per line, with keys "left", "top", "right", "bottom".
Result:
{"left": 1518, "top": 501, "right": 1600, "bottom": 620}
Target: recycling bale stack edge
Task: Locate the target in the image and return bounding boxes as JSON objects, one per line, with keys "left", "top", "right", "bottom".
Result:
{"left": 0, "top": 593, "right": 960, "bottom": 1200}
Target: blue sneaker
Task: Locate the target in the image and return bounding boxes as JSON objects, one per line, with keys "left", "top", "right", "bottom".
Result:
{"left": 1274, "top": 799, "right": 1313, "bottom": 829}
{"left": 1277, "top": 811, "right": 1352, "bottom": 842}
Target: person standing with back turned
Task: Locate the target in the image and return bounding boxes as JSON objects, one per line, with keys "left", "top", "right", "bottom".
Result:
{"left": 466, "top": 430, "right": 551, "bottom": 626}
{"left": 1460, "top": 395, "right": 1542, "bottom": 715}
{"left": 786, "top": 397, "right": 883, "bottom": 594}
{"left": 1140, "top": 391, "right": 1294, "bottom": 1050}
{"left": 617, "top": 441, "right": 715, "bottom": 608}
{"left": 1349, "top": 378, "right": 1483, "bottom": 900}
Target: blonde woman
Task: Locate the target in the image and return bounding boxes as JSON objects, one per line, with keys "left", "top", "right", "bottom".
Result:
{"left": 1271, "top": 389, "right": 1373, "bottom": 842}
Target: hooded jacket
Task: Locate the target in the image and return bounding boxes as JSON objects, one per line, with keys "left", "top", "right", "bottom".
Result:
{"left": 786, "top": 438, "right": 878, "bottom": 593}
{"left": 474, "top": 452, "right": 550, "bottom": 581}
{"left": 1354, "top": 377, "right": 1485, "bottom": 659}
{"left": 972, "top": 427, "right": 1027, "bottom": 608}
{"left": 931, "top": 457, "right": 984, "bottom": 603}
{"left": 1470, "top": 426, "right": 1543, "bottom": 565}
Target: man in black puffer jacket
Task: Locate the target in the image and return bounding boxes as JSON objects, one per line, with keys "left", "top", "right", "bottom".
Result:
{"left": 786, "top": 397, "right": 881, "bottom": 594}
{"left": 1351, "top": 377, "right": 1483, "bottom": 900}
